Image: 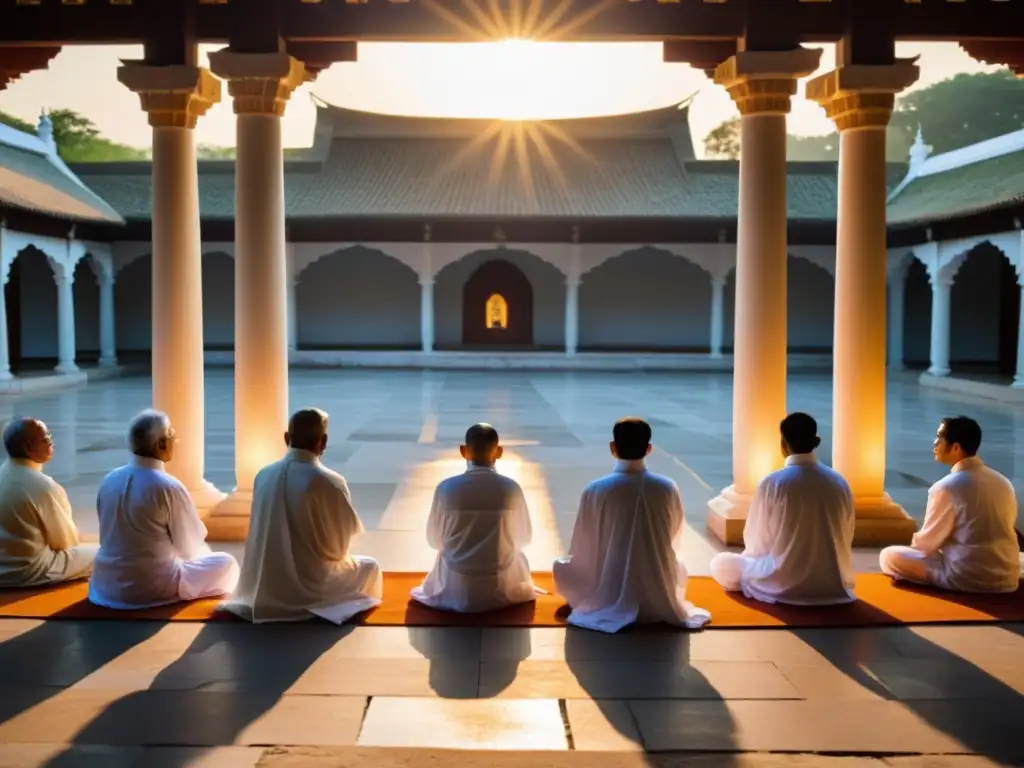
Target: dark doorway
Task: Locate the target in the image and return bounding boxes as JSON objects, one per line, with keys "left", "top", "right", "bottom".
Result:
{"left": 462, "top": 259, "right": 533, "bottom": 347}
{"left": 998, "top": 256, "right": 1020, "bottom": 376}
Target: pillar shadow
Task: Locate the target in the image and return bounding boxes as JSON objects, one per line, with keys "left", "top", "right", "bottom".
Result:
{"left": 0, "top": 618, "right": 163, "bottom": 726}
{"left": 564, "top": 625, "right": 738, "bottom": 762}
{"left": 39, "top": 621, "right": 344, "bottom": 766}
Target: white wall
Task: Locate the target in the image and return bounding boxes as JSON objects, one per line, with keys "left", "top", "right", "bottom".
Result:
{"left": 295, "top": 247, "right": 420, "bottom": 349}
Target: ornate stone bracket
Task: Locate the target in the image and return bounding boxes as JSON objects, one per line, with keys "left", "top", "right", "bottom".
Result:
{"left": 714, "top": 48, "right": 823, "bottom": 115}
{"left": 806, "top": 62, "right": 920, "bottom": 132}
{"left": 118, "top": 64, "right": 221, "bottom": 129}
{"left": 208, "top": 50, "right": 311, "bottom": 117}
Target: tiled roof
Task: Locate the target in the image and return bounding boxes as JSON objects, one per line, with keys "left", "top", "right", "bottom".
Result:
{"left": 0, "top": 141, "right": 123, "bottom": 224}
{"left": 886, "top": 145, "right": 1024, "bottom": 226}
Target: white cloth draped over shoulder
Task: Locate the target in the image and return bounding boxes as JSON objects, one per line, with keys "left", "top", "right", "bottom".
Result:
{"left": 0, "top": 459, "right": 97, "bottom": 588}
{"left": 711, "top": 453, "right": 856, "bottom": 606}
{"left": 412, "top": 463, "right": 537, "bottom": 613}
{"left": 89, "top": 456, "right": 239, "bottom": 610}
{"left": 553, "top": 459, "right": 711, "bottom": 633}
{"left": 220, "top": 449, "right": 382, "bottom": 624}
{"left": 880, "top": 457, "right": 1020, "bottom": 593}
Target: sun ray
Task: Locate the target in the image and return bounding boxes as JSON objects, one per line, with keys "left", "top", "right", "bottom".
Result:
{"left": 430, "top": 119, "right": 507, "bottom": 191}
{"left": 521, "top": 0, "right": 547, "bottom": 40}
{"left": 524, "top": 123, "right": 570, "bottom": 196}
{"left": 420, "top": 0, "right": 501, "bottom": 41}
{"left": 512, "top": 122, "right": 539, "bottom": 210}
{"left": 535, "top": 0, "right": 620, "bottom": 41}
{"left": 488, "top": 124, "right": 515, "bottom": 188}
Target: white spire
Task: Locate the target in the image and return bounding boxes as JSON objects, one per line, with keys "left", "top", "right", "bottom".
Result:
{"left": 36, "top": 109, "right": 56, "bottom": 154}
{"left": 908, "top": 124, "right": 931, "bottom": 170}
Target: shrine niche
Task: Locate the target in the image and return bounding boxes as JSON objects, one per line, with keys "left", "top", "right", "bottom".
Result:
{"left": 463, "top": 260, "right": 533, "bottom": 347}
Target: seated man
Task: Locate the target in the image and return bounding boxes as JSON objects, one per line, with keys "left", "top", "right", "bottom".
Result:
{"left": 221, "top": 407, "right": 382, "bottom": 623}
{"left": 89, "top": 410, "right": 240, "bottom": 609}
{"left": 553, "top": 417, "right": 711, "bottom": 633}
{"left": 412, "top": 423, "right": 538, "bottom": 613}
{"left": 0, "top": 417, "right": 97, "bottom": 588}
{"left": 710, "top": 412, "right": 856, "bottom": 605}
{"left": 880, "top": 416, "right": 1021, "bottom": 593}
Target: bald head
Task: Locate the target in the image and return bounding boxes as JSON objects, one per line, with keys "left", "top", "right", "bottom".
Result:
{"left": 3, "top": 417, "right": 53, "bottom": 464}
{"left": 286, "top": 408, "right": 329, "bottom": 454}
{"left": 461, "top": 422, "right": 502, "bottom": 466}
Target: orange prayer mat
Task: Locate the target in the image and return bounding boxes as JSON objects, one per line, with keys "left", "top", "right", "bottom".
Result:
{"left": 0, "top": 573, "right": 1020, "bottom": 628}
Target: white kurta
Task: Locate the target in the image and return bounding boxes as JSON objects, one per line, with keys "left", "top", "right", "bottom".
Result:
{"left": 880, "top": 457, "right": 1020, "bottom": 593}
{"left": 710, "top": 453, "right": 856, "bottom": 606}
{"left": 412, "top": 464, "right": 537, "bottom": 613}
{"left": 89, "top": 456, "right": 239, "bottom": 609}
{"left": 220, "top": 449, "right": 382, "bottom": 624}
{"left": 0, "top": 459, "right": 97, "bottom": 587}
{"left": 553, "top": 459, "right": 711, "bottom": 633}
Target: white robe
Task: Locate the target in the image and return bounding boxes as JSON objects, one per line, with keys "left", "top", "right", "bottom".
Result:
{"left": 0, "top": 459, "right": 97, "bottom": 588}
{"left": 553, "top": 459, "right": 711, "bottom": 633}
{"left": 880, "top": 457, "right": 1021, "bottom": 593}
{"left": 412, "top": 464, "right": 537, "bottom": 613}
{"left": 710, "top": 453, "right": 856, "bottom": 606}
{"left": 89, "top": 456, "right": 239, "bottom": 610}
{"left": 220, "top": 449, "right": 382, "bottom": 624}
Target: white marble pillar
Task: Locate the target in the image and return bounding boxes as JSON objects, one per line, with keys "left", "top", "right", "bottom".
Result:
{"left": 1013, "top": 282, "right": 1024, "bottom": 389}
{"left": 98, "top": 272, "right": 118, "bottom": 367}
{"left": 286, "top": 249, "right": 298, "bottom": 353}
{"left": 707, "top": 48, "right": 822, "bottom": 546}
{"left": 887, "top": 270, "right": 905, "bottom": 370}
{"left": 420, "top": 277, "right": 434, "bottom": 353}
{"left": 0, "top": 268, "right": 10, "bottom": 382}
{"left": 709, "top": 274, "right": 726, "bottom": 359}
{"left": 208, "top": 50, "right": 308, "bottom": 539}
{"left": 54, "top": 270, "right": 78, "bottom": 374}
{"left": 928, "top": 275, "right": 952, "bottom": 377}
{"left": 808, "top": 60, "right": 919, "bottom": 544}
{"left": 118, "top": 63, "right": 223, "bottom": 511}
{"left": 564, "top": 278, "right": 579, "bottom": 356}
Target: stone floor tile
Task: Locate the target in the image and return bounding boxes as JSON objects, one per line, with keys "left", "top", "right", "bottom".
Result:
{"left": 774, "top": 662, "right": 898, "bottom": 701}
{"left": 0, "top": 688, "right": 366, "bottom": 747}
{"left": 902, "top": 698, "right": 1024, "bottom": 762}
{"left": 749, "top": 627, "right": 909, "bottom": 666}
{"left": 327, "top": 627, "right": 483, "bottom": 661}
{"left": 627, "top": 699, "right": 966, "bottom": 754}
{"left": 478, "top": 660, "right": 800, "bottom": 699}
{"left": 869, "top": 659, "right": 1024, "bottom": 699}
{"left": 284, "top": 657, "right": 480, "bottom": 698}
{"left": 0, "top": 744, "right": 143, "bottom": 768}
{"left": 883, "top": 758, "right": 1014, "bottom": 768}
{"left": 134, "top": 746, "right": 266, "bottom": 767}
{"left": 882, "top": 625, "right": 1024, "bottom": 663}
{"left": 563, "top": 699, "right": 643, "bottom": 751}
{"left": 356, "top": 697, "right": 568, "bottom": 750}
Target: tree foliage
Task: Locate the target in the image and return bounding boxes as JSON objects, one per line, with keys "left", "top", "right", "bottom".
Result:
{"left": 702, "top": 69, "right": 1024, "bottom": 161}
{"left": 0, "top": 108, "right": 148, "bottom": 161}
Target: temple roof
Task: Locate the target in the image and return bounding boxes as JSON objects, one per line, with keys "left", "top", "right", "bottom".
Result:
{"left": 0, "top": 122, "right": 123, "bottom": 225}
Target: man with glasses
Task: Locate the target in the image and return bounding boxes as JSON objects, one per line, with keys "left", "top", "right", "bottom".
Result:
{"left": 0, "top": 417, "right": 97, "bottom": 587}
{"left": 89, "top": 409, "right": 239, "bottom": 609}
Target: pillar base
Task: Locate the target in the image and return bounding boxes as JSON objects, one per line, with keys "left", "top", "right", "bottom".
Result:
{"left": 0, "top": 370, "right": 12, "bottom": 382}
{"left": 706, "top": 485, "right": 751, "bottom": 546}
{"left": 54, "top": 362, "right": 80, "bottom": 375}
{"left": 927, "top": 366, "right": 950, "bottom": 377}
{"left": 189, "top": 479, "right": 227, "bottom": 518}
{"left": 852, "top": 493, "right": 917, "bottom": 546}
{"left": 205, "top": 489, "right": 253, "bottom": 541}
{"left": 99, "top": 356, "right": 119, "bottom": 369}
{"left": 1012, "top": 376, "right": 1024, "bottom": 390}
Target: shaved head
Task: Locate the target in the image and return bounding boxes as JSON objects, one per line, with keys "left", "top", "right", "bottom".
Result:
{"left": 287, "top": 408, "right": 329, "bottom": 454}
{"left": 462, "top": 423, "right": 502, "bottom": 466}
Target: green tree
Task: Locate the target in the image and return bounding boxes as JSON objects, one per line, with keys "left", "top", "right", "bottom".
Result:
{"left": 702, "top": 69, "right": 1024, "bottom": 161}
{"left": 197, "top": 144, "right": 235, "bottom": 160}
{"left": 0, "top": 108, "right": 148, "bottom": 161}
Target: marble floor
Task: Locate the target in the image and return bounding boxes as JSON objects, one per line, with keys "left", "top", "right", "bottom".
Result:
{"left": 2, "top": 370, "right": 1024, "bottom": 766}
{"left": 6, "top": 368, "right": 1024, "bottom": 572}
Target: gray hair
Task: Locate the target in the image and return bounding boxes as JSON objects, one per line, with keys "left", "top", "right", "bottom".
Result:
{"left": 288, "top": 407, "right": 329, "bottom": 452}
{"left": 128, "top": 409, "right": 172, "bottom": 457}
{"left": 3, "top": 417, "right": 36, "bottom": 459}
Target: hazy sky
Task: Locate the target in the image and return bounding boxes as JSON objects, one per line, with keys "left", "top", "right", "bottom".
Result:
{"left": 0, "top": 41, "right": 997, "bottom": 155}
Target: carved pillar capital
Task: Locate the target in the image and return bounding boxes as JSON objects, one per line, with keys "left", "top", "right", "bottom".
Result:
{"left": 806, "top": 63, "right": 919, "bottom": 132}
{"left": 713, "top": 48, "right": 822, "bottom": 116}
{"left": 118, "top": 65, "right": 221, "bottom": 129}
{"left": 208, "top": 50, "right": 310, "bottom": 117}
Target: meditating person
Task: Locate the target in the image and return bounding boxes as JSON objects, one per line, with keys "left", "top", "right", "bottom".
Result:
{"left": 0, "top": 417, "right": 97, "bottom": 588}
{"left": 552, "top": 417, "right": 711, "bottom": 633}
{"left": 879, "top": 416, "right": 1021, "bottom": 593}
{"left": 710, "top": 412, "right": 856, "bottom": 605}
{"left": 411, "top": 423, "right": 538, "bottom": 613}
{"left": 89, "top": 409, "right": 240, "bottom": 609}
{"left": 221, "top": 407, "right": 382, "bottom": 623}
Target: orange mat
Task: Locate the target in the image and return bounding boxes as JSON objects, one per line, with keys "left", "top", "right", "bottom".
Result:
{"left": 0, "top": 573, "right": 1020, "bottom": 628}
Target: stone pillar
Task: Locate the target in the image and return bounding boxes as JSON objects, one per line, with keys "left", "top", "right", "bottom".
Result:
{"left": 928, "top": 275, "right": 952, "bottom": 377}
{"left": 808, "top": 60, "right": 919, "bottom": 545}
{"left": 420, "top": 277, "right": 434, "bottom": 353}
{"left": 887, "top": 266, "right": 906, "bottom": 370}
{"left": 54, "top": 269, "right": 78, "bottom": 374}
{"left": 706, "top": 48, "right": 822, "bottom": 545}
{"left": 118, "top": 63, "right": 223, "bottom": 511}
{"left": 0, "top": 260, "right": 11, "bottom": 382}
{"left": 1014, "top": 282, "right": 1024, "bottom": 389}
{"left": 565, "top": 234, "right": 581, "bottom": 356}
{"left": 709, "top": 274, "right": 726, "bottom": 359}
{"left": 286, "top": 245, "right": 298, "bottom": 353}
{"left": 207, "top": 50, "right": 308, "bottom": 539}
{"left": 98, "top": 271, "right": 118, "bottom": 368}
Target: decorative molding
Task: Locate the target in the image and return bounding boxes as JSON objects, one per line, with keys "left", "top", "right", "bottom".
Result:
{"left": 118, "top": 65, "right": 221, "bottom": 129}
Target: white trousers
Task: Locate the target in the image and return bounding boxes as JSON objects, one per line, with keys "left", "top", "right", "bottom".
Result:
{"left": 178, "top": 552, "right": 241, "bottom": 601}
{"left": 44, "top": 544, "right": 99, "bottom": 585}
{"left": 878, "top": 546, "right": 936, "bottom": 586}
{"left": 709, "top": 552, "right": 747, "bottom": 592}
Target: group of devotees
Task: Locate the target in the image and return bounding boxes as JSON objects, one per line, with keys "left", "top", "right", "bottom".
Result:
{"left": 0, "top": 407, "right": 1020, "bottom": 632}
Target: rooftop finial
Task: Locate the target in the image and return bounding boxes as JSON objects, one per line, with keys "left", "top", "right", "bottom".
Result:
{"left": 36, "top": 109, "right": 55, "bottom": 153}
{"left": 909, "top": 124, "right": 931, "bottom": 170}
